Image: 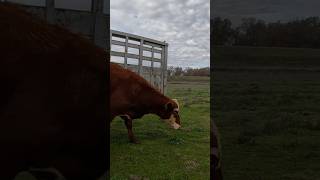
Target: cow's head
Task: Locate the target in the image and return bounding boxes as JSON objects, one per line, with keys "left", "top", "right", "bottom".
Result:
{"left": 161, "top": 99, "right": 181, "bottom": 129}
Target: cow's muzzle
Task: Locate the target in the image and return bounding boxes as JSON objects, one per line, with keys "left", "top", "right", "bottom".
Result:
{"left": 162, "top": 113, "right": 181, "bottom": 130}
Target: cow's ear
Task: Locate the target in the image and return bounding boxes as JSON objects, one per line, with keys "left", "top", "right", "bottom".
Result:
{"left": 165, "top": 102, "right": 174, "bottom": 112}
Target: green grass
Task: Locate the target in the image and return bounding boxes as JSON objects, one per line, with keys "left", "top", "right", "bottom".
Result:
{"left": 110, "top": 77, "right": 210, "bottom": 179}
{"left": 214, "top": 46, "right": 320, "bottom": 180}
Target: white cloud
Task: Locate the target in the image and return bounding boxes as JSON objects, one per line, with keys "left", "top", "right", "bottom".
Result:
{"left": 111, "top": 0, "right": 210, "bottom": 68}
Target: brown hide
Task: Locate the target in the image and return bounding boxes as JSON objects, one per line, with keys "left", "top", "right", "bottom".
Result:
{"left": 0, "top": 3, "right": 108, "bottom": 179}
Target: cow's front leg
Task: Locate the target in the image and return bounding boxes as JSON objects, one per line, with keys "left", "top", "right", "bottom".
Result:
{"left": 120, "top": 115, "right": 140, "bottom": 144}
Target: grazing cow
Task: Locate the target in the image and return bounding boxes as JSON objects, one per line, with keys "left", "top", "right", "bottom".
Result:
{"left": 110, "top": 63, "right": 181, "bottom": 143}
{"left": 0, "top": 3, "right": 108, "bottom": 180}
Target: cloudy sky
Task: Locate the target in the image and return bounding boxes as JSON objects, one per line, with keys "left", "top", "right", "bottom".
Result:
{"left": 111, "top": 0, "right": 210, "bottom": 68}
{"left": 213, "top": 0, "right": 320, "bottom": 26}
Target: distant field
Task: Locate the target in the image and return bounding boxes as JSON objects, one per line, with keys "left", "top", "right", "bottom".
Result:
{"left": 110, "top": 76, "right": 210, "bottom": 179}
{"left": 214, "top": 46, "right": 320, "bottom": 69}
{"left": 214, "top": 46, "right": 320, "bottom": 180}
{"left": 168, "top": 75, "right": 210, "bottom": 83}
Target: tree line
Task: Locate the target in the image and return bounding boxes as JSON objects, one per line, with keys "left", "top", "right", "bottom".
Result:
{"left": 167, "top": 66, "right": 210, "bottom": 77}
{"left": 212, "top": 16, "right": 320, "bottom": 48}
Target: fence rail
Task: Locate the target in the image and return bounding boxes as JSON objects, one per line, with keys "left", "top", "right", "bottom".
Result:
{"left": 111, "top": 30, "right": 168, "bottom": 94}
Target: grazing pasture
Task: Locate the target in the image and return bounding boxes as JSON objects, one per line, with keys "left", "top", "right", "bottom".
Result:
{"left": 110, "top": 76, "right": 210, "bottom": 179}
{"left": 213, "top": 46, "right": 320, "bottom": 180}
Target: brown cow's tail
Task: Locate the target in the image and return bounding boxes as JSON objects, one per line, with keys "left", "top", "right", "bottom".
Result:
{"left": 212, "top": 120, "right": 223, "bottom": 180}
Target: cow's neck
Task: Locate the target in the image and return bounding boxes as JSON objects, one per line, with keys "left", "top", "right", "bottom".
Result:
{"left": 136, "top": 87, "right": 169, "bottom": 118}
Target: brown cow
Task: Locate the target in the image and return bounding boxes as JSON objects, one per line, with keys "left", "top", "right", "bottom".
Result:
{"left": 110, "top": 63, "right": 181, "bottom": 143}
{"left": 0, "top": 3, "right": 107, "bottom": 180}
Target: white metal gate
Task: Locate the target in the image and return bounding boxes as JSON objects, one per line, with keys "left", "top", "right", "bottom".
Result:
{"left": 110, "top": 30, "right": 168, "bottom": 94}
